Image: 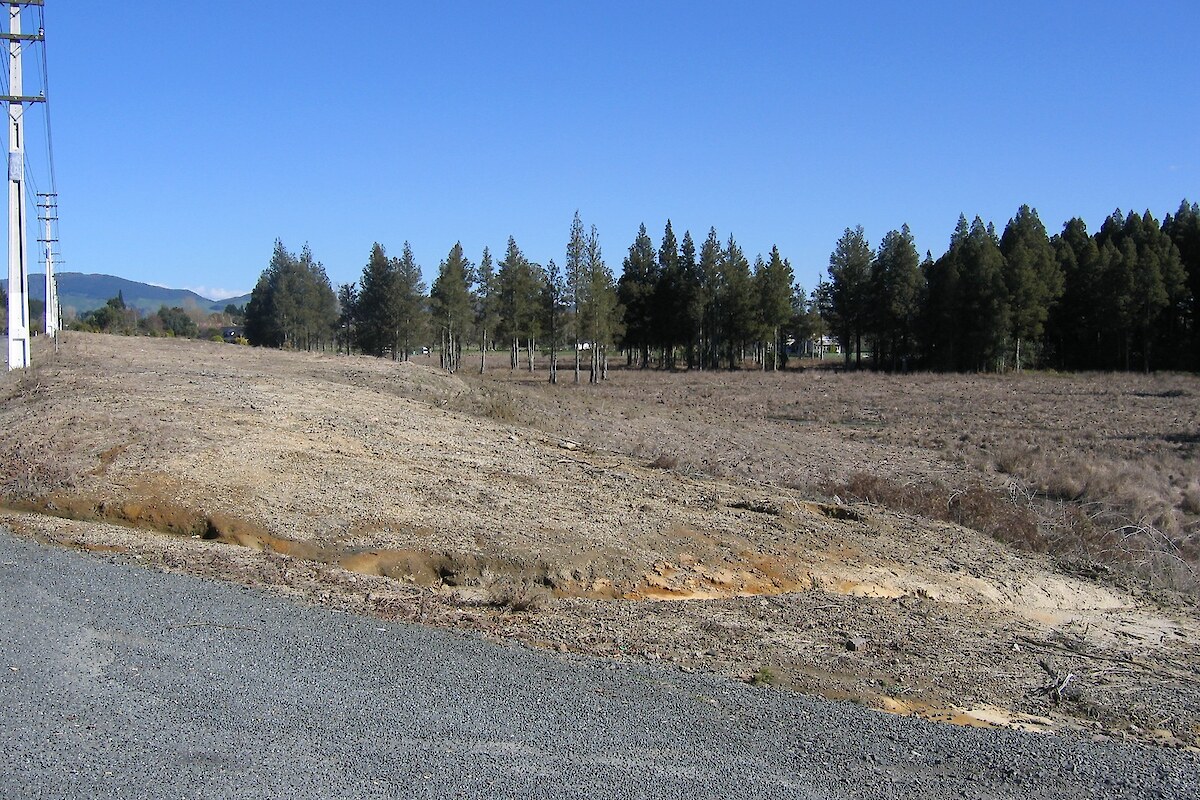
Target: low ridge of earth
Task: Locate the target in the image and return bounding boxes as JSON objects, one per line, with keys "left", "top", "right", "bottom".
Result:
{"left": 2, "top": 333, "right": 1199, "bottom": 756}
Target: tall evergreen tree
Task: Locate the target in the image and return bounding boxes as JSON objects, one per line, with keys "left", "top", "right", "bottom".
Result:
{"left": 336, "top": 282, "right": 358, "bottom": 355}
{"left": 922, "top": 217, "right": 969, "bottom": 370}
{"left": 475, "top": 246, "right": 499, "bottom": 373}
{"left": 655, "top": 220, "right": 683, "bottom": 368}
{"left": 825, "top": 226, "right": 874, "bottom": 368}
{"left": 717, "top": 234, "right": 756, "bottom": 368}
{"left": 355, "top": 243, "right": 399, "bottom": 358}
{"left": 678, "top": 230, "right": 704, "bottom": 369}
{"left": 698, "top": 228, "right": 723, "bottom": 369}
{"left": 1000, "top": 205, "right": 1062, "bottom": 370}
{"left": 957, "top": 217, "right": 1010, "bottom": 371}
{"left": 581, "top": 225, "right": 619, "bottom": 382}
{"left": 869, "top": 225, "right": 922, "bottom": 371}
{"left": 755, "top": 245, "right": 794, "bottom": 371}
{"left": 565, "top": 211, "right": 587, "bottom": 382}
{"left": 497, "top": 236, "right": 544, "bottom": 370}
{"left": 393, "top": 242, "right": 428, "bottom": 361}
{"left": 617, "top": 224, "right": 658, "bottom": 367}
{"left": 542, "top": 258, "right": 568, "bottom": 383}
{"left": 430, "top": 242, "right": 473, "bottom": 372}
{"left": 1094, "top": 209, "right": 1185, "bottom": 371}
{"left": 1048, "top": 218, "right": 1102, "bottom": 369}
{"left": 1163, "top": 200, "right": 1200, "bottom": 369}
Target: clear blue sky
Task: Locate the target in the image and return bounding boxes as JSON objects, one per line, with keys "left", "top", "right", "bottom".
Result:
{"left": 22, "top": 0, "right": 1200, "bottom": 300}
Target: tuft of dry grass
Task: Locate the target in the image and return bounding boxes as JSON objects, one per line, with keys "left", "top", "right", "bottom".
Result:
{"left": 486, "top": 581, "right": 549, "bottom": 613}
{"left": 479, "top": 390, "right": 520, "bottom": 423}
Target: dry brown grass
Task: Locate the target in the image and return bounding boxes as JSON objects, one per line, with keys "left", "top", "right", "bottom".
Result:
{"left": 444, "top": 358, "right": 1200, "bottom": 594}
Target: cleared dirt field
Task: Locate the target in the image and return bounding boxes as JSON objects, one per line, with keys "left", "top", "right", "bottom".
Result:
{"left": 2, "top": 333, "right": 1198, "bottom": 749}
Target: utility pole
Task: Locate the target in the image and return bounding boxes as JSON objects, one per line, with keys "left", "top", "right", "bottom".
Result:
{"left": 36, "top": 191, "right": 56, "bottom": 335}
{"left": 2, "top": 1, "right": 44, "bottom": 369}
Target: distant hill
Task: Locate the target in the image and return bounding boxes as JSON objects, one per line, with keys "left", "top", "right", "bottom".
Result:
{"left": 0, "top": 272, "right": 251, "bottom": 316}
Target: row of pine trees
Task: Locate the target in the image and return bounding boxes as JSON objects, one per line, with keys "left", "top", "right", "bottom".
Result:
{"left": 243, "top": 200, "right": 1200, "bottom": 374}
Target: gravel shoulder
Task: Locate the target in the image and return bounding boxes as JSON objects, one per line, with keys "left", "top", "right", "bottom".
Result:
{"left": 2, "top": 528, "right": 1197, "bottom": 799}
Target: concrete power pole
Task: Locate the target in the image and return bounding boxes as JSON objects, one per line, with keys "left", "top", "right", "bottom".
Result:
{"left": 3, "top": 1, "right": 44, "bottom": 369}
{"left": 36, "top": 191, "right": 56, "bottom": 335}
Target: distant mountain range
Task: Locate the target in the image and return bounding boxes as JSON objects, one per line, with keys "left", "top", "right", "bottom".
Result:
{"left": 0, "top": 272, "right": 252, "bottom": 316}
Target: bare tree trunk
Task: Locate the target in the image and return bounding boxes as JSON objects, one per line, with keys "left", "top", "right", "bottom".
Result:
{"left": 527, "top": 338, "right": 535, "bottom": 371}
{"left": 574, "top": 339, "right": 580, "bottom": 383}
{"left": 480, "top": 330, "right": 487, "bottom": 374}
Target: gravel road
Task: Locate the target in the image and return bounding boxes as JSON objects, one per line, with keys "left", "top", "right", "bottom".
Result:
{"left": 1, "top": 529, "right": 1196, "bottom": 799}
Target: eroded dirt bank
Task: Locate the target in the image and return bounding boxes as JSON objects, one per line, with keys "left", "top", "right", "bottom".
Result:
{"left": 2, "top": 333, "right": 1197, "bottom": 748}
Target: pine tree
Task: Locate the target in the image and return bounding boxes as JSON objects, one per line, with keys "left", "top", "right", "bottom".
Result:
{"left": 1000, "top": 205, "right": 1062, "bottom": 370}
{"left": 1163, "top": 200, "right": 1200, "bottom": 369}
{"left": 922, "top": 217, "right": 968, "bottom": 370}
{"left": 678, "top": 230, "right": 704, "bottom": 369}
{"left": 336, "top": 282, "right": 358, "bottom": 355}
{"left": 617, "top": 224, "right": 658, "bottom": 367}
{"left": 655, "top": 220, "right": 682, "bottom": 368}
{"left": 475, "top": 246, "right": 499, "bottom": 373}
{"left": 430, "top": 242, "right": 473, "bottom": 372}
{"left": 581, "top": 225, "right": 619, "bottom": 382}
{"left": 958, "top": 217, "right": 1009, "bottom": 371}
{"left": 755, "top": 245, "right": 794, "bottom": 370}
{"left": 698, "top": 228, "right": 723, "bottom": 369}
{"left": 497, "top": 236, "right": 544, "bottom": 370}
{"left": 825, "top": 226, "right": 874, "bottom": 369}
{"left": 244, "top": 240, "right": 289, "bottom": 347}
{"left": 565, "top": 211, "right": 587, "bottom": 382}
{"left": 870, "top": 225, "right": 922, "bottom": 371}
{"left": 1140, "top": 209, "right": 1189, "bottom": 371}
{"left": 355, "top": 243, "right": 399, "bottom": 358}
{"left": 393, "top": 242, "right": 428, "bottom": 362}
{"left": 542, "top": 258, "right": 567, "bottom": 383}
{"left": 244, "top": 240, "right": 337, "bottom": 350}
{"left": 1048, "top": 218, "right": 1102, "bottom": 369}
{"left": 718, "top": 234, "right": 755, "bottom": 368}
{"left": 1093, "top": 209, "right": 1184, "bottom": 371}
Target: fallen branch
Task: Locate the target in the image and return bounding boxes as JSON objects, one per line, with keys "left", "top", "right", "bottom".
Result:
{"left": 1016, "top": 635, "right": 1196, "bottom": 682}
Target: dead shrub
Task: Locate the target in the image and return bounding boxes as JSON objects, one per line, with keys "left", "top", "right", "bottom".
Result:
{"left": 1181, "top": 482, "right": 1200, "bottom": 516}
{"left": 486, "top": 581, "right": 549, "bottom": 613}
{"left": 993, "top": 444, "right": 1036, "bottom": 475}
{"left": 1039, "top": 465, "right": 1089, "bottom": 502}
{"left": 826, "top": 473, "right": 1044, "bottom": 555}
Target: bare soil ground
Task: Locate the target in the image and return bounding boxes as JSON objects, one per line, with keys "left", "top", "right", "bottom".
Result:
{"left": 2, "top": 333, "right": 1198, "bottom": 750}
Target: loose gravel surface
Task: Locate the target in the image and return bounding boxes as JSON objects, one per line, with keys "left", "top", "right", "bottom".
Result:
{"left": 2, "top": 530, "right": 1197, "bottom": 799}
